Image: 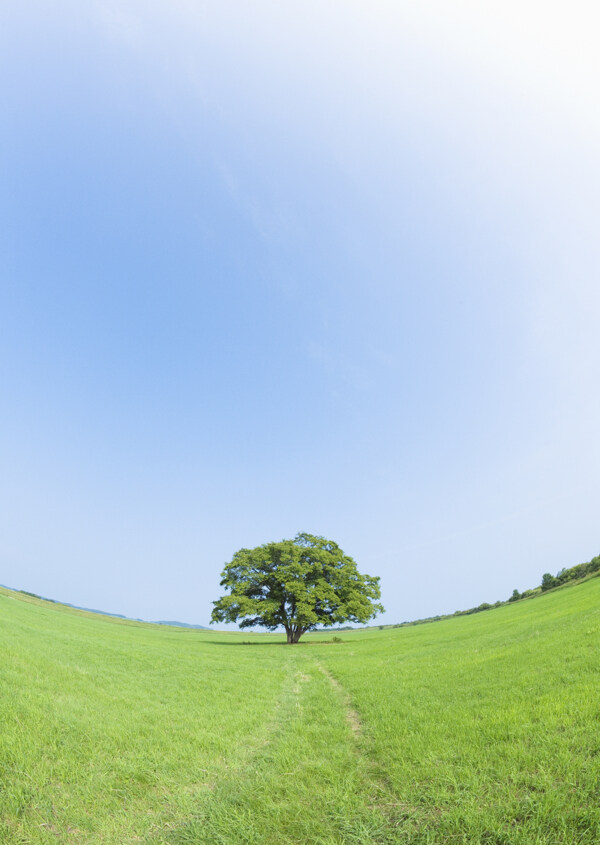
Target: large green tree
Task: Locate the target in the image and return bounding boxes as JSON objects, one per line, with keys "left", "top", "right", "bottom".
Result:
{"left": 211, "top": 533, "right": 384, "bottom": 643}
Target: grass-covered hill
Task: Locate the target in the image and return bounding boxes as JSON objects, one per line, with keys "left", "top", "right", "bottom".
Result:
{"left": 1, "top": 578, "right": 599, "bottom": 844}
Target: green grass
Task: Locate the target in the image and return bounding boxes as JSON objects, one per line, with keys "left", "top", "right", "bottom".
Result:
{"left": 1, "top": 578, "right": 599, "bottom": 843}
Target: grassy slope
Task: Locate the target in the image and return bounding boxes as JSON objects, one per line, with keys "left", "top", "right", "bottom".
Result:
{"left": 318, "top": 579, "right": 600, "bottom": 843}
{"left": 1, "top": 580, "right": 599, "bottom": 844}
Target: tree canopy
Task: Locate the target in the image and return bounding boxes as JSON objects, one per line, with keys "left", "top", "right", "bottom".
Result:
{"left": 211, "top": 532, "right": 384, "bottom": 643}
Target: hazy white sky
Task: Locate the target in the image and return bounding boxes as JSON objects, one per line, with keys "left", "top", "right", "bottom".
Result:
{"left": 1, "top": 1, "right": 598, "bottom": 624}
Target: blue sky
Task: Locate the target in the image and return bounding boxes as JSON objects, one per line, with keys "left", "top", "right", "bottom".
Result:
{"left": 1, "top": 1, "right": 598, "bottom": 626}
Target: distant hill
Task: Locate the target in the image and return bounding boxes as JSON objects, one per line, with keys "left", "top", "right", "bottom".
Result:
{"left": 0, "top": 585, "right": 209, "bottom": 629}
{"left": 153, "top": 620, "right": 210, "bottom": 629}
{"left": 71, "top": 605, "right": 141, "bottom": 620}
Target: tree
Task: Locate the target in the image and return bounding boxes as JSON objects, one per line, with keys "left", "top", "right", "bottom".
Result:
{"left": 211, "top": 532, "right": 384, "bottom": 643}
{"left": 508, "top": 589, "right": 520, "bottom": 602}
{"left": 541, "top": 572, "right": 557, "bottom": 591}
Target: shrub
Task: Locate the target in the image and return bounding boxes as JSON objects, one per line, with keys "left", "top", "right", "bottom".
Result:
{"left": 541, "top": 573, "right": 558, "bottom": 591}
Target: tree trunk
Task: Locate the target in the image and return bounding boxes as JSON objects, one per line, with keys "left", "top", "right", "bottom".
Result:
{"left": 285, "top": 626, "right": 302, "bottom": 643}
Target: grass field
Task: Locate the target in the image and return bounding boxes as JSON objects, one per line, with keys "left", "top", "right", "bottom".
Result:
{"left": 1, "top": 578, "right": 599, "bottom": 844}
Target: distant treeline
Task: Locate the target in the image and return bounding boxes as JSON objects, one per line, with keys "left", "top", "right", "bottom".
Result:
{"left": 539, "top": 554, "right": 600, "bottom": 592}
{"left": 383, "top": 550, "right": 600, "bottom": 629}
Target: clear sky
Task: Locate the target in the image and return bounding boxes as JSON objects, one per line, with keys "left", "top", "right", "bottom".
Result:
{"left": 1, "top": 1, "right": 598, "bottom": 626}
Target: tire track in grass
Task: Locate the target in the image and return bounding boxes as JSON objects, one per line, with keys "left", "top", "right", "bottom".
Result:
{"left": 146, "top": 650, "right": 297, "bottom": 845}
{"left": 313, "top": 656, "right": 471, "bottom": 839}
{"left": 311, "top": 658, "right": 422, "bottom": 837}
{"left": 155, "top": 651, "right": 303, "bottom": 844}
{"left": 313, "top": 660, "right": 362, "bottom": 738}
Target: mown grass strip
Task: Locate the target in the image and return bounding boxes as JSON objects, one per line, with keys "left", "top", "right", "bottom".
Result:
{"left": 167, "top": 650, "right": 394, "bottom": 845}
